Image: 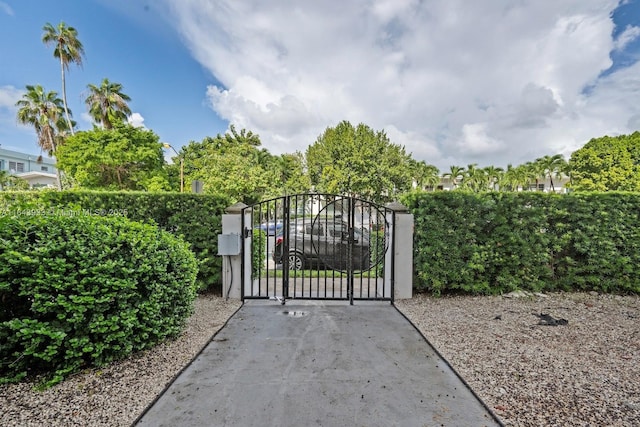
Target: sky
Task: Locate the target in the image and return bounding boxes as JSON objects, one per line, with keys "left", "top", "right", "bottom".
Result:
{"left": 1, "top": 0, "right": 640, "bottom": 172}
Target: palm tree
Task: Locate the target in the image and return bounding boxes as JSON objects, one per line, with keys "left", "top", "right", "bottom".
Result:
{"left": 444, "top": 165, "right": 465, "bottom": 189}
{"left": 85, "top": 78, "right": 132, "bottom": 129}
{"left": 538, "top": 154, "right": 567, "bottom": 192}
{"left": 15, "top": 85, "right": 70, "bottom": 190}
{"left": 226, "top": 124, "right": 261, "bottom": 147}
{"left": 410, "top": 160, "right": 440, "bottom": 191}
{"left": 501, "top": 164, "right": 529, "bottom": 192}
{"left": 42, "top": 21, "right": 85, "bottom": 135}
{"left": 524, "top": 161, "right": 545, "bottom": 191}
{"left": 483, "top": 165, "right": 504, "bottom": 191}
{"left": 461, "top": 163, "right": 487, "bottom": 192}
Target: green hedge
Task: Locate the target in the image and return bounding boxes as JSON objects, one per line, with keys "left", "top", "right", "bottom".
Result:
{"left": 402, "top": 191, "right": 640, "bottom": 295}
{"left": 0, "top": 191, "right": 228, "bottom": 292}
{"left": 0, "top": 213, "right": 198, "bottom": 386}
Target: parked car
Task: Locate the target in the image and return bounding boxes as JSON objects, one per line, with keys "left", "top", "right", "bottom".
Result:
{"left": 254, "top": 221, "right": 283, "bottom": 236}
{"left": 272, "top": 217, "right": 370, "bottom": 271}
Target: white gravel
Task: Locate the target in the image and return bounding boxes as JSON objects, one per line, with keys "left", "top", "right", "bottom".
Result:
{"left": 395, "top": 291, "right": 640, "bottom": 427}
{"left": 1, "top": 292, "right": 638, "bottom": 427}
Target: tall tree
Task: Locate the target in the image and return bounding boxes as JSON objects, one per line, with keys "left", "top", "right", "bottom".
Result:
{"left": 538, "top": 154, "right": 567, "bottom": 192}
{"left": 56, "top": 123, "right": 168, "bottom": 191}
{"left": 410, "top": 160, "right": 440, "bottom": 191}
{"left": 178, "top": 128, "right": 272, "bottom": 204}
{"left": 42, "top": 22, "right": 84, "bottom": 135}
{"left": 85, "top": 78, "right": 132, "bottom": 129}
{"left": 306, "top": 121, "right": 413, "bottom": 203}
{"left": 483, "top": 165, "right": 504, "bottom": 191}
{"left": 15, "top": 85, "right": 71, "bottom": 189}
{"left": 444, "top": 165, "right": 465, "bottom": 189}
{"left": 523, "top": 160, "right": 546, "bottom": 191}
{"left": 569, "top": 132, "right": 640, "bottom": 191}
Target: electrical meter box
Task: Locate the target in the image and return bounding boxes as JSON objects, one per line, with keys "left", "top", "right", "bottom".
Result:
{"left": 217, "top": 233, "right": 241, "bottom": 256}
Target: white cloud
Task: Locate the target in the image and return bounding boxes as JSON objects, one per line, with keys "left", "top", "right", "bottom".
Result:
{"left": 0, "top": 85, "right": 22, "bottom": 109}
{"left": 614, "top": 25, "right": 640, "bottom": 51}
{"left": 128, "top": 112, "right": 146, "bottom": 128}
{"left": 0, "top": 85, "right": 23, "bottom": 128}
{"left": 163, "top": 0, "right": 636, "bottom": 170}
{"left": 0, "top": 2, "right": 13, "bottom": 16}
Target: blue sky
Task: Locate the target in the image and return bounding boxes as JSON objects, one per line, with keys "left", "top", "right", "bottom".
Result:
{"left": 0, "top": 0, "right": 227, "bottom": 158}
{"left": 1, "top": 0, "right": 640, "bottom": 171}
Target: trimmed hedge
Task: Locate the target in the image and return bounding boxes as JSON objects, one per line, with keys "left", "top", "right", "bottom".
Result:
{"left": 0, "top": 213, "right": 198, "bottom": 386}
{"left": 0, "top": 191, "right": 228, "bottom": 292}
{"left": 402, "top": 191, "right": 640, "bottom": 295}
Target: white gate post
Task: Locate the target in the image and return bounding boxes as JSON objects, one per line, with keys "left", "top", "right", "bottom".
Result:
{"left": 387, "top": 201, "right": 413, "bottom": 299}
{"left": 221, "top": 202, "right": 249, "bottom": 300}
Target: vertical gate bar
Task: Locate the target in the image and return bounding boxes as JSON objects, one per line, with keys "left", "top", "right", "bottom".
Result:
{"left": 361, "top": 202, "right": 367, "bottom": 299}
{"left": 257, "top": 203, "right": 263, "bottom": 297}
{"left": 390, "top": 208, "right": 395, "bottom": 302}
{"left": 241, "top": 206, "right": 246, "bottom": 301}
{"left": 283, "top": 195, "right": 290, "bottom": 301}
{"left": 348, "top": 196, "right": 353, "bottom": 305}
{"left": 317, "top": 206, "right": 323, "bottom": 298}
{"left": 260, "top": 201, "right": 268, "bottom": 294}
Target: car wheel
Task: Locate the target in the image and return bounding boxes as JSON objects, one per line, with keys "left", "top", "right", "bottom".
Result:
{"left": 288, "top": 253, "right": 304, "bottom": 270}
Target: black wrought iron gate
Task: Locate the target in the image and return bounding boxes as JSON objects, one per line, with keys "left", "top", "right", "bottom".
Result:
{"left": 241, "top": 194, "right": 394, "bottom": 304}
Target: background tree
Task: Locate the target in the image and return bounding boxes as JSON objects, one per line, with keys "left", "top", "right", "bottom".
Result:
{"left": 15, "top": 85, "right": 71, "bottom": 189}
{"left": 444, "top": 165, "right": 465, "bottom": 189}
{"left": 569, "top": 132, "right": 640, "bottom": 191}
{"left": 409, "top": 160, "right": 440, "bottom": 191}
{"left": 459, "top": 163, "right": 487, "bottom": 192}
{"left": 56, "top": 123, "right": 169, "bottom": 191}
{"left": 177, "top": 128, "right": 272, "bottom": 204}
{"left": 500, "top": 164, "right": 528, "bottom": 192}
{"left": 267, "top": 152, "right": 310, "bottom": 197}
{"left": 306, "top": 121, "right": 413, "bottom": 203}
{"left": 85, "top": 78, "right": 132, "bottom": 129}
{"left": 537, "top": 154, "right": 567, "bottom": 192}
{"left": 42, "top": 21, "right": 84, "bottom": 135}
{"left": 483, "top": 165, "right": 504, "bottom": 191}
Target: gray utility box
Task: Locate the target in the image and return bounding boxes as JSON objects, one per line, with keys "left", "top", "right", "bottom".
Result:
{"left": 217, "top": 233, "right": 241, "bottom": 256}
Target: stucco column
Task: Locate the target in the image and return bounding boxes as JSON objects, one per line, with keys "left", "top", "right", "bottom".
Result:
{"left": 387, "top": 201, "right": 413, "bottom": 300}
{"left": 221, "top": 202, "right": 249, "bottom": 300}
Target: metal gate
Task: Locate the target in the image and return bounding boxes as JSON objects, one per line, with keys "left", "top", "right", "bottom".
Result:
{"left": 241, "top": 194, "right": 394, "bottom": 304}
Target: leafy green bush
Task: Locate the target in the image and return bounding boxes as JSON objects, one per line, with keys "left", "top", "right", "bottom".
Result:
{"left": 252, "top": 228, "right": 267, "bottom": 278}
{"left": 0, "top": 212, "right": 198, "bottom": 387}
{"left": 402, "top": 191, "right": 640, "bottom": 295}
{"left": 0, "top": 190, "right": 227, "bottom": 292}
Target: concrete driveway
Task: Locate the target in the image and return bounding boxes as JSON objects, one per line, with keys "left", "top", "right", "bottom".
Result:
{"left": 135, "top": 301, "right": 502, "bottom": 427}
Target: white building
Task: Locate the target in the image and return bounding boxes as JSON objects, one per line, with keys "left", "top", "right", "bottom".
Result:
{"left": 0, "top": 147, "right": 58, "bottom": 189}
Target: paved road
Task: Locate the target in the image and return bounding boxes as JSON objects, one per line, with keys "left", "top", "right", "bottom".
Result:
{"left": 136, "top": 301, "right": 502, "bottom": 427}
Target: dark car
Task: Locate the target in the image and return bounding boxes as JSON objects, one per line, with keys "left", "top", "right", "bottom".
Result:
{"left": 272, "top": 217, "right": 370, "bottom": 271}
{"left": 254, "top": 221, "right": 283, "bottom": 236}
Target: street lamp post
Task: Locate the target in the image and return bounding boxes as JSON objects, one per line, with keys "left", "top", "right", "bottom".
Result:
{"left": 163, "top": 143, "right": 184, "bottom": 193}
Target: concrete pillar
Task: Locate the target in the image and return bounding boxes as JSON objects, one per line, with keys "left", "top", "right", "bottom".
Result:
{"left": 387, "top": 201, "right": 413, "bottom": 300}
{"left": 221, "top": 202, "right": 249, "bottom": 300}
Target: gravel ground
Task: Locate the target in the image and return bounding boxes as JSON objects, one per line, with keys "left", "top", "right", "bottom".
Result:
{"left": 1, "top": 292, "right": 638, "bottom": 426}
{"left": 395, "top": 291, "right": 640, "bottom": 427}
{"left": 0, "top": 295, "right": 241, "bottom": 427}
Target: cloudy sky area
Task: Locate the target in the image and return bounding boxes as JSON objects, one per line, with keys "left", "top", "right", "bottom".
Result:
{"left": 1, "top": 0, "right": 640, "bottom": 171}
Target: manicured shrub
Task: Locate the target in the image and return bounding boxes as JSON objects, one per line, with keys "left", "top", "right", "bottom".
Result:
{"left": 0, "top": 190, "right": 227, "bottom": 292}
{"left": 402, "top": 191, "right": 640, "bottom": 295}
{"left": 0, "top": 212, "right": 198, "bottom": 387}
